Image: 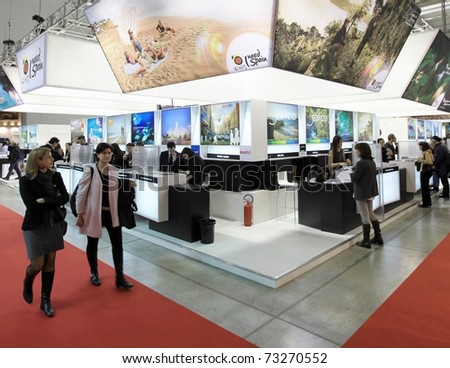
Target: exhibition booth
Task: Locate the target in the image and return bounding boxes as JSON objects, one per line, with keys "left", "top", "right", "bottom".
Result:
{"left": 3, "top": 0, "right": 450, "bottom": 287}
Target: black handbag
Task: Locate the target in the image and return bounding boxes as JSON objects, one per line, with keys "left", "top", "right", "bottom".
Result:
{"left": 57, "top": 206, "right": 68, "bottom": 235}
{"left": 118, "top": 179, "right": 137, "bottom": 229}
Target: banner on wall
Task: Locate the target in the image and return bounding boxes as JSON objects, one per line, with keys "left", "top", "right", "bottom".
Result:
{"left": 306, "top": 106, "right": 330, "bottom": 144}
{"left": 85, "top": 0, "right": 276, "bottom": 93}
{"left": 267, "top": 102, "right": 299, "bottom": 145}
{"left": 161, "top": 107, "right": 191, "bottom": 145}
{"left": 200, "top": 102, "right": 240, "bottom": 146}
{"left": 87, "top": 117, "right": 104, "bottom": 144}
{"left": 16, "top": 34, "right": 46, "bottom": 93}
{"left": 356, "top": 112, "right": 374, "bottom": 142}
{"left": 273, "top": 0, "right": 420, "bottom": 92}
{"left": 106, "top": 115, "right": 127, "bottom": 144}
{"left": 335, "top": 110, "right": 353, "bottom": 142}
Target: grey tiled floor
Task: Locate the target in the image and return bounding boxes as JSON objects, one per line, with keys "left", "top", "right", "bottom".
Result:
{"left": 1, "top": 178, "right": 447, "bottom": 348}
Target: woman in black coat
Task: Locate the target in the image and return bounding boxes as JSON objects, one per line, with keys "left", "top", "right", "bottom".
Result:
{"left": 351, "top": 142, "right": 383, "bottom": 249}
{"left": 19, "top": 147, "right": 69, "bottom": 317}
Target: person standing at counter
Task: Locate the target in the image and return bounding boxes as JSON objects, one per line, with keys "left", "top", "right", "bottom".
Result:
{"left": 75, "top": 143, "right": 133, "bottom": 289}
{"left": 416, "top": 141, "right": 434, "bottom": 208}
{"left": 124, "top": 142, "right": 134, "bottom": 169}
{"left": 19, "top": 147, "right": 69, "bottom": 317}
{"left": 351, "top": 142, "right": 383, "bottom": 249}
{"left": 180, "top": 147, "right": 206, "bottom": 186}
{"left": 384, "top": 133, "right": 397, "bottom": 161}
{"left": 159, "top": 141, "right": 180, "bottom": 172}
{"left": 328, "top": 135, "right": 351, "bottom": 172}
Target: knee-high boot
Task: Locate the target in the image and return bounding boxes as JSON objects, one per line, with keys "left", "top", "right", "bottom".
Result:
{"left": 370, "top": 220, "right": 383, "bottom": 245}
{"left": 112, "top": 248, "right": 133, "bottom": 289}
{"left": 356, "top": 224, "right": 372, "bottom": 249}
{"left": 40, "top": 271, "right": 55, "bottom": 317}
{"left": 23, "top": 265, "right": 38, "bottom": 304}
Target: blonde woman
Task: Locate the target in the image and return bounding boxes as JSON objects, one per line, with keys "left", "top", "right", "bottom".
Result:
{"left": 19, "top": 147, "right": 69, "bottom": 317}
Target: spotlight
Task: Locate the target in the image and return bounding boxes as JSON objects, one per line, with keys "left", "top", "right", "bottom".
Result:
{"left": 32, "top": 15, "right": 45, "bottom": 24}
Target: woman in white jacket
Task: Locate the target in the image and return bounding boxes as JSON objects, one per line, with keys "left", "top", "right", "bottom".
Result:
{"left": 76, "top": 142, "right": 133, "bottom": 289}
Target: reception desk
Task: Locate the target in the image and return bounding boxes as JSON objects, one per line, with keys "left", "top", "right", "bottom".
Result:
{"left": 148, "top": 185, "right": 210, "bottom": 242}
{"left": 299, "top": 166, "right": 402, "bottom": 234}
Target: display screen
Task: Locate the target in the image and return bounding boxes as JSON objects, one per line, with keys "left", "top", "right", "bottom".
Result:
{"left": 200, "top": 102, "right": 240, "bottom": 145}
{"left": 402, "top": 30, "right": 450, "bottom": 112}
{"left": 306, "top": 106, "right": 329, "bottom": 144}
{"left": 356, "top": 112, "right": 374, "bottom": 142}
{"left": 71, "top": 119, "right": 85, "bottom": 143}
{"left": 161, "top": 107, "right": 191, "bottom": 145}
{"left": 131, "top": 111, "right": 154, "bottom": 145}
{"left": 408, "top": 119, "right": 416, "bottom": 140}
{"left": 107, "top": 114, "right": 127, "bottom": 144}
{"left": 87, "top": 117, "right": 104, "bottom": 144}
{"left": 0, "top": 66, "right": 23, "bottom": 111}
{"left": 267, "top": 102, "right": 299, "bottom": 145}
{"left": 274, "top": 0, "right": 420, "bottom": 92}
{"left": 85, "top": 0, "right": 275, "bottom": 93}
{"left": 335, "top": 110, "right": 353, "bottom": 142}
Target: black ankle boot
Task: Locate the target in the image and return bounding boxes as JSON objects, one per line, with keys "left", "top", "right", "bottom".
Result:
{"left": 41, "top": 271, "right": 55, "bottom": 318}
{"left": 23, "top": 266, "right": 36, "bottom": 304}
{"left": 116, "top": 276, "right": 133, "bottom": 289}
{"left": 356, "top": 224, "right": 372, "bottom": 249}
{"left": 40, "top": 297, "right": 55, "bottom": 318}
{"left": 90, "top": 272, "right": 101, "bottom": 286}
{"left": 370, "top": 220, "right": 384, "bottom": 245}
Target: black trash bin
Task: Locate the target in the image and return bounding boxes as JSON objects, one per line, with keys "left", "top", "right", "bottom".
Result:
{"left": 199, "top": 218, "right": 216, "bottom": 244}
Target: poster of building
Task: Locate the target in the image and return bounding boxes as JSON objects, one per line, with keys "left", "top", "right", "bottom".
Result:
{"left": 356, "top": 112, "right": 373, "bottom": 141}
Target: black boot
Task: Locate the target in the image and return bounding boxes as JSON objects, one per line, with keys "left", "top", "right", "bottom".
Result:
{"left": 370, "top": 220, "right": 384, "bottom": 245}
{"left": 23, "top": 265, "right": 38, "bottom": 304}
{"left": 113, "top": 249, "right": 133, "bottom": 289}
{"left": 356, "top": 224, "right": 371, "bottom": 249}
{"left": 40, "top": 271, "right": 55, "bottom": 317}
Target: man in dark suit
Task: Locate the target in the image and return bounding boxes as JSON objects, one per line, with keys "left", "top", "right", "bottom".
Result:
{"left": 159, "top": 141, "right": 180, "bottom": 172}
{"left": 43, "top": 137, "right": 64, "bottom": 162}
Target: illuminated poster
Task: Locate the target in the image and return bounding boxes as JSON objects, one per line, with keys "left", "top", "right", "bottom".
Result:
{"left": 267, "top": 102, "right": 299, "bottom": 145}
{"left": 425, "top": 120, "right": 433, "bottom": 139}
{"left": 407, "top": 119, "right": 416, "bottom": 140}
{"left": 71, "top": 119, "right": 85, "bottom": 143}
{"left": 107, "top": 114, "right": 127, "bottom": 144}
{"left": 131, "top": 111, "right": 154, "bottom": 145}
{"left": 85, "top": 0, "right": 276, "bottom": 93}
{"left": 28, "top": 125, "right": 37, "bottom": 146}
{"left": 403, "top": 31, "right": 450, "bottom": 112}
{"left": 161, "top": 107, "right": 191, "bottom": 145}
{"left": 417, "top": 120, "right": 425, "bottom": 140}
{"left": 200, "top": 102, "right": 240, "bottom": 145}
{"left": 306, "top": 106, "right": 329, "bottom": 143}
{"left": 0, "top": 67, "right": 23, "bottom": 111}
{"left": 335, "top": 110, "right": 353, "bottom": 142}
{"left": 356, "top": 112, "right": 373, "bottom": 142}
{"left": 274, "top": 0, "right": 420, "bottom": 92}
{"left": 433, "top": 121, "right": 440, "bottom": 137}
{"left": 87, "top": 117, "right": 104, "bottom": 144}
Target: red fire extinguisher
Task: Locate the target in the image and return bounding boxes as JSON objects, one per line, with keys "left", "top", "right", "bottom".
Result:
{"left": 243, "top": 194, "right": 254, "bottom": 227}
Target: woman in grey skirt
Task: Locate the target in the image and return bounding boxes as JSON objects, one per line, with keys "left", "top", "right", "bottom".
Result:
{"left": 19, "top": 147, "right": 69, "bottom": 317}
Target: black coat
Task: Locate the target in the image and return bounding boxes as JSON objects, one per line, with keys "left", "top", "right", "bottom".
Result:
{"left": 351, "top": 158, "right": 378, "bottom": 200}
{"left": 19, "top": 171, "right": 69, "bottom": 230}
{"left": 159, "top": 150, "right": 181, "bottom": 172}
{"left": 433, "top": 143, "right": 450, "bottom": 176}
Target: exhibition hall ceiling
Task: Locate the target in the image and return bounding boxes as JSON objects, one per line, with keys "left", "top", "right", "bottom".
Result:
{"left": 0, "top": 0, "right": 449, "bottom": 119}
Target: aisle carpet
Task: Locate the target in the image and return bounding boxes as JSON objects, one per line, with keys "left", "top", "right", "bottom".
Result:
{"left": 343, "top": 233, "right": 450, "bottom": 347}
{"left": 0, "top": 205, "right": 255, "bottom": 348}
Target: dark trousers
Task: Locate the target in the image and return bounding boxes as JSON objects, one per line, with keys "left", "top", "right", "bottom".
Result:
{"left": 5, "top": 160, "right": 21, "bottom": 179}
{"left": 86, "top": 210, "right": 124, "bottom": 277}
{"left": 438, "top": 173, "right": 449, "bottom": 197}
{"left": 420, "top": 171, "right": 433, "bottom": 206}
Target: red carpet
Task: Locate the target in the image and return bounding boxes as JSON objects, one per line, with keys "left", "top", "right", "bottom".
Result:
{"left": 343, "top": 233, "right": 450, "bottom": 347}
{"left": 0, "top": 205, "right": 255, "bottom": 348}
